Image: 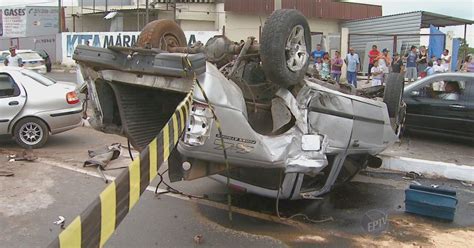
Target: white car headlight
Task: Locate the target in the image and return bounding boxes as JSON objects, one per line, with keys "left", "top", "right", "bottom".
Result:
{"left": 183, "top": 102, "right": 214, "bottom": 146}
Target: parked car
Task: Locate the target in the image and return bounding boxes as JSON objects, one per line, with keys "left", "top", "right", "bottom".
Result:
{"left": 0, "top": 49, "right": 47, "bottom": 74}
{"left": 0, "top": 67, "right": 83, "bottom": 148}
{"left": 403, "top": 72, "right": 474, "bottom": 140}
{"left": 35, "top": 49, "right": 52, "bottom": 72}
{"left": 75, "top": 10, "right": 404, "bottom": 200}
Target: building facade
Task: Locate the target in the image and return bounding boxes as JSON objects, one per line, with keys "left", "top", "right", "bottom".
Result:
{"left": 65, "top": 0, "right": 382, "bottom": 44}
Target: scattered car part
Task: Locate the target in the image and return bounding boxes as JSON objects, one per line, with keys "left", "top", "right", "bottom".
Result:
{"left": 405, "top": 184, "right": 457, "bottom": 221}
{"left": 84, "top": 143, "right": 122, "bottom": 169}
{"left": 53, "top": 216, "right": 66, "bottom": 229}
{"left": 7, "top": 148, "right": 37, "bottom": 161}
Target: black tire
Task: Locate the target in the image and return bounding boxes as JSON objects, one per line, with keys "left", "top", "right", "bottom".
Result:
{"left": 260, "top": 9, "right": 311, "bottom": 88}
{"left": 383, "top": 73, "right": 405, "bottom": 118}
{"left": 13, "top": 117, "right": 49, "bottom": 149}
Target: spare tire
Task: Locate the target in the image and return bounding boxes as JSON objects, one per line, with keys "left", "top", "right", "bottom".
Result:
{"left": 261, "top": 9, "right": 311, "bottom": 88}
{"left": 137, "top": 20, "right": 187, "bottom": 50}
{"left": 383, "top": 73, "right": 405, "bottom": 133}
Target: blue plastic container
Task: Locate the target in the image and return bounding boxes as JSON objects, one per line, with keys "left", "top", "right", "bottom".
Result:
{"left": 404, "top": 184, "right": 458, "bottom": 221}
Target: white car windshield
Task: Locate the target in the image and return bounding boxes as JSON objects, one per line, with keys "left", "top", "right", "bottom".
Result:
{"left": 21, "top": 69, "right": 56, "bottom": 86}
{"left": 18, "top": 52, "right": 43, "bottom": 61}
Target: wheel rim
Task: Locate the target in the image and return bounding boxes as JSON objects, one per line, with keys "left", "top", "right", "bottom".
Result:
{"left": 19, "top": 122, "right": 43, "bottom": 146}
{"left": 285, "top": 25, "right": 308, "bottom": 72}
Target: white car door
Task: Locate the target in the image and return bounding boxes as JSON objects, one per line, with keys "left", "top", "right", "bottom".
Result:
{"left": 0, "top": 72, "right": 26, "bottom": 134}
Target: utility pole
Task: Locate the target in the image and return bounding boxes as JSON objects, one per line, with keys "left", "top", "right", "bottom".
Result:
{"left": 58, "top": 0, "right": 62, "bottom": 33}
{"left": 274, "top": 0, "right": 282, "bottom": 10}
{"left": 145, "top": 0, "right": 149, "bottom": 24}
{"left": 173, "top": 0, "right": 177, "bottom": 23}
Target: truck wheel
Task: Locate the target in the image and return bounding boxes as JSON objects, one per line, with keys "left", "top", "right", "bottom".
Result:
{"left": 261, "top": 9, "right": 311, "bottom": 88}
{"left": 137, "top": 20, "right": 187, "bottom": 50}
{"left": 14, "top": 117, "right": 49, "bottom": 149}
{"left": 383, "top": 73, "right": 405, "bottom": 118}
{"left": 383, "top": 73, "right": 406, "bottom": 134}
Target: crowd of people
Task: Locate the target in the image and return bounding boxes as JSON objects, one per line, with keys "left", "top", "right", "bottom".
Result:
{"left": 310, "top": 43, "right": 474, "bottom": 88}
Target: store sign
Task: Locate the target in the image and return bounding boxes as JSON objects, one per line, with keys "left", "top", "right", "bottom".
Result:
{"left": 2, "top": 8, "right": 27, "bottom": 37}
{"left": 61, "top": 31, "right": 219, "bottom": 65}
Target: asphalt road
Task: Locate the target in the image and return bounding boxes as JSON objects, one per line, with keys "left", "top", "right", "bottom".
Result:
{"left": 1, "top": 72, "right": 473, "bottom": 247}
{"left": 1, "top": 127, "right": 474, "bottom": 247}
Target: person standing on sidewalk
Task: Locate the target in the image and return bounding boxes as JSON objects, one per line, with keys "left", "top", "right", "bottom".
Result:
{"left": 391, "top": 53, "right": 404, "bottom": 73}
{"left": 441, "top": 49, "right": 451, "bottom": 72}
{"left": 367, "top": 45, "right": 380, "bottom": 82}
{"left": 331, "top": 50, "right": 343, "bottom": 83}
{"left": 4, "top": 47, "right": 23, "bottom": 67}
{"left": 417, "top": 45, "right": 428, "bottom": 77}
{"left": 345, "top": 47, "right": 360, "bottom": 88}
{"left": 311, "top": 44, "right": 325, "bottom": 64}
{"left": 404, "top": 45, "right": 418, "bottom": 82}
{"left": 370, "top": 60, "right": 384, "bottom": 86}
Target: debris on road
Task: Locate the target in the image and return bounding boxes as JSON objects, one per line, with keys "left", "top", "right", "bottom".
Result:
{"left": 84, "top": 143, "right": 122, "bottom": 183}
{"left": 193, "top": 234, "right": 204, "bottom": 244}
{"left": 405, "top": 184, "right": 457, "bottom": 221}
{"left": 84, "top": 143, "right": 122, "bottom": 169}
{"left": 53, "top": 216, "right": 66, "bottom": 229}
{"left": 0, "top": 169, "right": 14, "bottom": 177}
{"left": 7, "top": 148, "right": 38, "bottom": 162}
{"left": 460, "top": 181, "right": 473, "bottom": 187}
{"left": 403, "top": 171, "right": 423, "bottom": 180}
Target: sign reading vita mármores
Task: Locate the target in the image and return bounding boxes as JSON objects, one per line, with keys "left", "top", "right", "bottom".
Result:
{"left": 61, "top": 31, "right": 220, "bottom": 65}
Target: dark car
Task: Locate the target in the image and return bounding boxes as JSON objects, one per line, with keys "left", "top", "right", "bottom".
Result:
{"left": 403, "top": 72, "right": 474, "bottom": 139}
{"left": 35, "top": 49, "right": 52, "bottom": 72}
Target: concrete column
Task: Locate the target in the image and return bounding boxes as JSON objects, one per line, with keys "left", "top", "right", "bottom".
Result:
{"left": 445, "top": 31, "right": 454, "bottom": 71}
{"left": 274, "top": 0, "right": 282, "bottom": 10}
{"left": 340, "top": 27, "right": 349, "bottom": 80}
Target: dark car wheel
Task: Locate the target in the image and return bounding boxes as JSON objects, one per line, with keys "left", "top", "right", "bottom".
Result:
{"left": 260, "top": 9, "right": 312, "bottom": 88}
{"left": 13, "top": 117, "right": 49, "bottom": 149}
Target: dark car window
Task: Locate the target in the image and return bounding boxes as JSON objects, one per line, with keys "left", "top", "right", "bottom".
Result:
{"left": 416, "top": 78, "right": 467, "bottom": 101}
{"left": 0, "top": 73, "right": 20, "bottom": 98}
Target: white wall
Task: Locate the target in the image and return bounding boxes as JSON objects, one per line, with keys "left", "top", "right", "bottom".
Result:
{"left": 224, "top": 13, "right": 340, "bottom": 43}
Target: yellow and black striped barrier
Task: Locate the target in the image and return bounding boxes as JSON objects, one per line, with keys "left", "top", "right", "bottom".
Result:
{"left": 48, "top": 84, "right": 194, "bottom": 248}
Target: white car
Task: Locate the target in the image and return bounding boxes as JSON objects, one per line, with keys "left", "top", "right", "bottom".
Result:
{"left": 0, "top": 67, "right": 83, "bottom": 148}
{"left": 0, "top": 49, "right": 47, "bottom": 74}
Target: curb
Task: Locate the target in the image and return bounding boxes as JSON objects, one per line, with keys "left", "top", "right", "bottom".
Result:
{"left": 51, "top": 69, "right": 77, "bottom": 74}
{"left": 380, "top": 155, "right": 474, "bottom": 182}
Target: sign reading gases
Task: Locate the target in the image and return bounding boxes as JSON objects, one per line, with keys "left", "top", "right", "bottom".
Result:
{"left": 2, "top": 8, "right": 27, "bottom": 37}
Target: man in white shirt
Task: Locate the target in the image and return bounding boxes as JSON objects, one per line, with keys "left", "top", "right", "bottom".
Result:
{"left": 4, "top": 47, "right": 23, "bottom": 67}
{"left": 440, "top": 49, "right": 451, "bottom": 72}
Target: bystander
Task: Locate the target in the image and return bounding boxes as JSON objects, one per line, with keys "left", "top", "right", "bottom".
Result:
{"left": 4, "top": 47, "right": 23, "bottom": 67}
{"left": 344, "top": 47, "right": 360, "bottom": 88}
{"left": 367, "top": 45, "right": 380, "bottom": 82}
{"left": 331, "top": 51, "right": 343, "bottom": 83}
{"left": 404, "top": 45, "right": 418, "bottom": 82}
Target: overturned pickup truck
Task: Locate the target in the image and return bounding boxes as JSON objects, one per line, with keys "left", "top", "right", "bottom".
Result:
{"left": 75, "top": 9, "right": 405, "bottom": 200}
